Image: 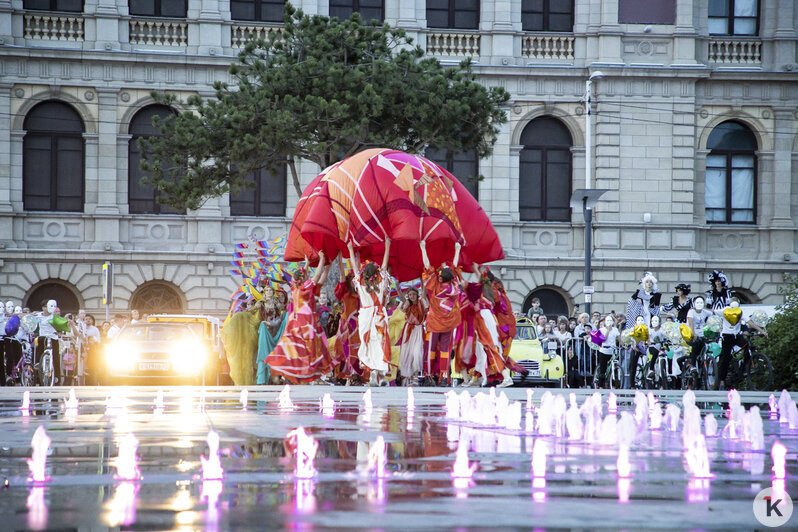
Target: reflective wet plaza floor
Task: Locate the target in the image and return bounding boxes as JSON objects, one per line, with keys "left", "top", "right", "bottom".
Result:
{"left": 0, "top": 386, "right": 796, "bottom": 531}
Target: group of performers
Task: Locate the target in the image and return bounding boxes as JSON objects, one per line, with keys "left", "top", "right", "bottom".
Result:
{"left": 222, "top": 240, "right": 526, "bottom": 388}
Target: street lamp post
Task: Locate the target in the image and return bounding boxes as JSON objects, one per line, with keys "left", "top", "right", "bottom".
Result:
{"left": 570, "top": 71, "right": 607, "bottom": 317}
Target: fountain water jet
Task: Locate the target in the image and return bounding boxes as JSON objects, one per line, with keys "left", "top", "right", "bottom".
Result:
{"left": 608, "top": 392, "right": 617, "bottom": 414}
{"left": 616, "top": 445, "right": 631, "bottom": 478}
{"left": 26, "top": 486, "right": 47, "bottom": 529}
{"left": 451, "top": 437, "right": 477, "bottom": 478}
{"left": 199, "top": 387, "right": 207, "bottom": 412}
{"left": 64, "top": 388, "right": 78, "bottom": 412}
{"left": 768, "top": 393, "right": 778, "bottom": 420}
{"left": 565, "top": 399, "right": 583, "bottom": 440}
{"left": 21, "top": 390, "right": 30, "bottom": 416}
{"left": 445, "top": 390, "right": 460, "bottom": 419}
{"left": 368, "top": 435, "right": 390, "bottom": 479}
{"left": 27, "top": 426, "right": 50, "bottom": 483}
{"left": 362, "top": 389, "right": 373, "bottom": 414}
{"left": 777, "top": 390, "right": 791, "bottom": 424}
{"left": 664, "top": 403, "right": 681, "bottom": 431}
{"left": 113, "top": 433, "right": 142, "bottom": 481}
{"left": 287, "top": 427, "right": 318, "bottom": 479}
{"left": 279, "top": 385, "right": 294, "bottom": 410}
{"left": 771, "top": 441, "right": 786, "bottom": 479}
{"left": 704, "top": 414, "right": 718, "bottom": 438}
{"left": 320, "top": 393, "right": 335, "bottom": 418}
{"left": 748, "top": 406, "right": 764, "bottom": 450}
{"left": 239, "top": 389, "right": 248, "bottom": 409}
{"left": 531, "top": 439, "right": 547, "bottom": 478}
{"left": 153, "top": 389, "right": 165, "bottom": 413}
{"left": 526, "top": 389, "right": 534, "bottom": 411}
{"left": 684, "top": 434, "right": 713, "bottom": 479}
{"left": 200, "top": 430, "right": 224, "bottom": 480}
{"left": 407, "top": 387, "right": 415, "bottom": 411}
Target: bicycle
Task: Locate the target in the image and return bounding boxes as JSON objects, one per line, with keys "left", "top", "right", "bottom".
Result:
{"left": 679, "top": 337, "right": 719, "bottom": 391}
{"left": 36, "top": 337, "right": 56, "bottom": 387}
{"left": 593, "top": 349, "right": 623, "bottom": 390}
{"left": 5, "top": 336, "right": 35, "bottom": 387}
{"left": 722, "top": 331, "right": 773, "bottom": 391}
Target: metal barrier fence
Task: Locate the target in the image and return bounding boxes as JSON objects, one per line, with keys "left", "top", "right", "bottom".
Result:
{"left": 563, "top": 337, "right": 639, "bottom": 389}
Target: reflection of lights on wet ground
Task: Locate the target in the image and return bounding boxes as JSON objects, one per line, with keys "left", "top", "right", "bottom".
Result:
{"left": 106, "top": 481, "right": 139, "bottom": 527}
{"left": 453, "top": 477, "right": 472, "bottom": 498}
{"left": 294, "top": 479, "right": 317, "bottom": 514}
{"left": 617, "top": 478, "right": 630, "bottom": 503}
{"left": 201, "top": 480, "right": 223, "bottom": 532}
{"left": 176, "top": 510, "right": 199, "bottom": 526}
{"left": 26, "top": 486, "right": 47, "bottom": 530}
{"left": 686, "top": 478, "right": 710, "bottom": 503}
{"left": 532, "top": 477, "right": 546, "bottom": 502}
{"left": 170, "top": 481, "right": 194, "bottom": 512}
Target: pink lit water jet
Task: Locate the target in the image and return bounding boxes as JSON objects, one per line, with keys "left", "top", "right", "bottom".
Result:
{"left": 362, "top": 389, "right": 373, "bottom": 414}
{"left": 407, "top": 387, "right": 415, "bottom": 411}
{"left": 107, "top": 481, "right": 139, "bottom": 527}
{"left": 27, "top": 426, "right": 50, "bottom": 484}
{"left": 684, "top": 434, "right": 713, "bottom": 479}
{"left": 287, "top": 427, "right": 318, "bottom": 479}
{"left": 607, "top": 392, "right": 617, "bottom": 414}
{"left": 704, "top": 413, "right": 718, "bottom": 438}
{"left": 616, "top": 445, "right": 631, "bottom": 478}
{"left": 200, "top": 430, "right": 224, "bottom": 480}
{"left": 747, "top": 406, "right": 764, "bottom": 450}
{"left": 368, "top": 435, "right": 390, "bottom": 479}
{"left": 64, "top": 388, "right": 78, "bottom": 412}
{"left": 113, "top": 433, "right": 141, "bottom": 481}
{"left": 526, "top": 389, "right": 534, "bottom": 411}
{"left": 320, "top": 393, "right": 335, "bottom": 418}
{"left": 771, "top": 441, "right": 786, "bottom": 479}
{"left": 279, "top": 384, "right": 294, "bottom": 410}
{"left": 239, "top": 389, "right": 248, "bottom": 409}
{"left": 531, "top": 439, "right": 547, "bottom": 478}
{"left": 617, "top": 478, "right": 630, "bottom": 503}
{"left": 768, "top": 393, "right": 777, "bottom": 420}
{"left": 686, "top": 478, "right": 710, "bottom": 503}
{"left": 21, "top": 390, "right": 30, "bottom": 416}
{"left": 451, "top": 438, "right": 477, "bottom": 478}
{"left": 201, "top": 480, "right": 223, "bottom": 532}
{"left": 778, "top": 390, "right": 791, "bottom": 424}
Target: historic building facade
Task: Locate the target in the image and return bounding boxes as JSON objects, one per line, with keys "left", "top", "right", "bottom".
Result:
{"left": 0, "top": 0, "right": 796, "bottom": 318}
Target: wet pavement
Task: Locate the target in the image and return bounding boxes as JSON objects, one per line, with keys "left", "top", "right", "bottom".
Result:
{"left": 0, "top": 386, "right": 796, "bottom": 530}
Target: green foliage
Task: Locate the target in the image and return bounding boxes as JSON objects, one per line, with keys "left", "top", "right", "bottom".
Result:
{"left": 755, "top": 274, "right": 798, "bottom": 391}
{"left": 142, "top": 3, "right": 510, "bottom": 209}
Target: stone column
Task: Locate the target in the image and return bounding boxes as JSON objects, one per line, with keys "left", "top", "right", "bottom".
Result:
{"left": 193, "top": 0, "right": 224, "bottom": 56}
{"left": 83, "top": 132, "right": 99, "bottom": 211}
{"left": 485, "top": 0, "right": 518, "bottom": 65}
{"left": 772, "top": 0, "right": 797, "bottom": 68}
{"left": 769, "top": 109, "right": 794, "bottom": 226}
{"left": 0, "top": 0, "right": 12, "bottom": 47}
{"left": 672, "top": 0, "right": 698, "bottom": 65}
{"left": 93, "top": 0, "right": 123, "bottom": 51}
{"left": 597, "top": 0, "right": 623, "bottom": 64}
{"left": 0, "top": 83, "right": 12, "bottom": 214}
{"left": 95, "top": 88, "right": 120, "bottom": 215}
{"left": 509, "top": 144, "right": 523, "bottom": 224}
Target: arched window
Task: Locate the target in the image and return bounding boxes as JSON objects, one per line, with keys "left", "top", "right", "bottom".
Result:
{"left": 519, "top": 117, "right": 572, "bottom": 221}
{"left": 229, "top": 165, "right": 287, "bottom": 217}
{"left": 128, "top": 105, "right": 185, "bottom": 215}
{"left": 26, "top": 281, "right": 81, "bottom": 315}
{"left": 130, "top": 282, "right": 184, "bottom": 314}
{"left": 424, "top": 146, "right": 479, "bottom": 201}
{"left": 522, "top": 287, "right": 569, "bottom": 319}
{"left": 23, "top": 101, "right": 85, "bottom": 212}
{"left": 705, "top": 120, "right": 757, "bottom": 224}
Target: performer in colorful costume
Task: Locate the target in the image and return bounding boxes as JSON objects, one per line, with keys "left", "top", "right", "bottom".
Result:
{"left": 398, "top": 286, "right": 427, "bottom": 385}
{"left": 333, "top": 259, "right": 363, "bottom": 383}
{"left": 266, "top": 252, "right": 332, "bottom": 384}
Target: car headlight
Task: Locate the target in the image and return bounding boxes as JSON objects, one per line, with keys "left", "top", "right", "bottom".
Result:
{"left": 171, "top": 339, "right": 205, "bottom": 373}
{"left": 106, "top": 343, "right": 138, "bottom": 372}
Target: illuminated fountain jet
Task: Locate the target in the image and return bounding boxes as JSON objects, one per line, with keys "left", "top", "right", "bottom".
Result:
{"left": 27, "top": 426, "right": 51, "bottom": 484}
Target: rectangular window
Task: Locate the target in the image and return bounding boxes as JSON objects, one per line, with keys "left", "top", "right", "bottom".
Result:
{"left": 129, "top": 0, "right": 187, "bottom": 18}
{"left": 23, "top": 136, "right": 52, "bottom": 211}
{"left": 24, "top": 0, "right": 82, "bottom": 11}
{"left": 230, "top": 166, "right": 287, "bottom": 217}
{"left": 705, "top": 154, "right": 727, "bottom": 222}
{"left": 709, "top": 0, "right": 758, "bottom": 36}
{"left": 522, "top": 0, "right": 574, "bottom": 32}
{"left": 425, "top": 147, "right": 479, "bottom": 201}
{"left": 618, "top": 0, "right": 675, "bottom": 25}
{"left": 330, "top": 0, "right": 383, "bottom": 23}
{"left": 545, "top": 148, "right": 570, "bottom": 221}
{"left": 730, "top": 154, "right": 754, "bottom": 222}
{"left": 426, "top": 0, "right": 479, "bottom": 30}
{"left": 519, "top": 148, "right": 543, "bottom": 221}
{"left": 231, "top": 0, "right": 286, "bottom": 23}
{"left": 55, "top": 136, "right": 84, "bottom": 212}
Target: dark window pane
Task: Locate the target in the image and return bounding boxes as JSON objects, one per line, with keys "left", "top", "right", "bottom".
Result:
{"left": 129, "top": 105, "right": 182, "bottom": 215}
{"left": 520, "top": 117, "right": 572, "bottom": 222}
{"left": 24, "top": 0, "right": 53, "bottom": 9}
{"left": 23, "top": 101, "right": 83, "bottom": 133}
{"left": 330, "top": 6, "right": 354, "bottom": 19}
{"left": 57, "top": 0, "right": 83, "bottom": 11}
{"left": 161, "top": 0, "right": 186, "bottom": 17}
{"left": 522, "top": 13, "right": 542, "bottom": 31}
{"left": 459, "top": 0, "right": 478, "bottom": 9}
{"left": 23, "top": 136, "right": 52, "bottom": 210}
{"left": 231, "top": 0, "right": 255, "bottom": 20}
{"left": 129, "top": 0, "right": 155, "bottom": 16}
{"left": 453, "top": 11, "right": 478, "bottom": 29}
{"left": 425, "top": 146, "right": 479, "bottom": 201}
{"left": 548, "top": 13, "right": 573, "bottom": 32}
{"left": 426, "top": 0, "right": 448, "bottom": 8}
{"left": 359, "top": 7, "right": 383, "bottom": 22}
{"left": 230, "top": 166, "right": 286, "bottom": 217}
{"left": 520, "top": 116, "right": 572, "bottom": 146}
{"left": 427, "top": 10, "right": 449, "bottom": 28}
{"left": 523, "top": 0, "right": 544, "bottom": 12}
{"left": 549, "top": 0, "right": 572, "bottom": 13}
{"left": 262, "top": 2, "right": 284, "bottom": 22}
{"left": 709, "top": 0, "right": 729, "bottom": 16}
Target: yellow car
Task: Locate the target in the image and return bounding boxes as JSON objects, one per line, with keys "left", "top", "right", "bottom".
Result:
{"left": 509, "top": 318, "right": 564, "bottom": 386}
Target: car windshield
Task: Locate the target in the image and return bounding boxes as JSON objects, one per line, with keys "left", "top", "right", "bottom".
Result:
{"left": 117, "top": 324, "right": 196, "bottom": 342}
{"left": 515, "top": 325, "right": 537, "bottom": 341}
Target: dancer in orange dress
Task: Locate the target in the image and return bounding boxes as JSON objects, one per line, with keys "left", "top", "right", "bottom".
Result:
{"left": 266, "top": 252, "right": 332, "bottom": 383}
{"left": 333, "top": 258, "right": 363, "bottom": 383}
{"left": 489, "top": 271, "right": 516, "bottom": 358}
{"left": 420, "top": 240, "right": 462, "bottom": 387}
{"left": 347, "top": 240, "right": 392, "bottom": 386}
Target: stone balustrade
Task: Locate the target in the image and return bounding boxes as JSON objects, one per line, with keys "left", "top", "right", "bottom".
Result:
{"left": 707, "top": 38, "right": 761, "bottom": 64}
{"left": 231, "top": 24, "right": 285, "bottom": 47}
{"left": 24, "top": 13, "right": 84, "bottom": 41}
{"left": 426, "top": 31, "right": 481, "bottom": 57}
{"left": 522, "top": 33, "right": 574, "bottom": 60}
{"left": 129, "top": 19, "right": 188, "bottom": 46}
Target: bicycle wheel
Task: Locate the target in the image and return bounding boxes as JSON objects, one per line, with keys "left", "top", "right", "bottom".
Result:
{"left": 747, "top": 352, "right": 773, "bottom": 391}
{"left": 21, "top": 364, "right": 35, "bottom": 387}
{"left": 592, "top": 366, "right": 602, "bottom": 389}
{"left": 702, "top": 357, "right": 718, "bottom": 390}
{"left": 41, "top": 352, "right": 54, "bottom": 387}
{"left": 610, "top": 362, "right": 622, "bottom": 390}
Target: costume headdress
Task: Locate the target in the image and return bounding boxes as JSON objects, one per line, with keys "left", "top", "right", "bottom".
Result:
{"left": 639, "top": 271, "right": 658, "bottom": 292}
{"left": 675, "top": 283, "right": 691, "bottom": 295}
{"left": 707, "top": 270, "right": 728, "bottom": 286}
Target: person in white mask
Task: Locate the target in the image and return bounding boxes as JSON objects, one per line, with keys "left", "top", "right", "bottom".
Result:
{"left": 35, "top": 299, "right": 61, "bottom": 384}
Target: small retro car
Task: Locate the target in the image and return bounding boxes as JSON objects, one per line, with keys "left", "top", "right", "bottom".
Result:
{"left": 509, "top": 318, "right": 564, "bottom": 386}
{"left": 101, "top": 315, "right": 223, "bottom": 385}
